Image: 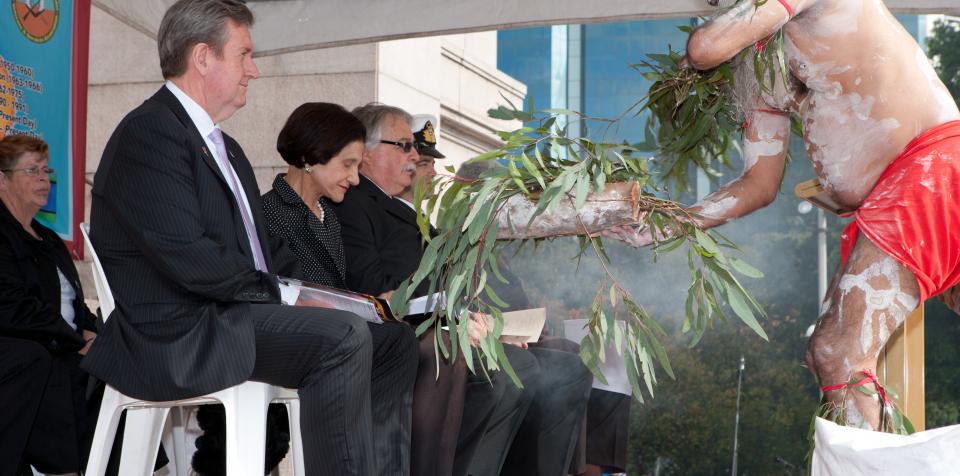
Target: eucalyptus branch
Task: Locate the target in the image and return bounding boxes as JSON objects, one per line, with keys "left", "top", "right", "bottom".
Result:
{"left": 389, "top": 100, "right": 770, "bottom": 402}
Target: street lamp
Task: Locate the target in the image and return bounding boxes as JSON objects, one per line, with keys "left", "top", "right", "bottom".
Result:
{"left": 798, "top": 202, "right": 828, "bottom": 338}
{"left": 731, "top": 355, "right": 745, "bottom": 475}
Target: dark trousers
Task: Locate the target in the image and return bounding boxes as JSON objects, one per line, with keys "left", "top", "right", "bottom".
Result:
{"left": 193, "top": 305, "right": 417, "bottom": 476}
{"left": 469, "top": 346, "right": 593, "bottom": 476}
{"left": 250, "top": 305, "right": 417, "bottom": 476}
{"left": 501, "top": 347, "right": 592, "bottom": 476}
{"left": 0, "top": 337, "right": 90, "bottom": 476}
{"left": 464, "top": 345, "right": 540, "bottom": 476}
{"left": 411, "top": 328, "right": 469, "bottom": 476}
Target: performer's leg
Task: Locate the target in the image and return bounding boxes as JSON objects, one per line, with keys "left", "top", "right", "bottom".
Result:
{"left": 367, "top": 321, "right": 418, "bottom": 475}
{"left": 247, "top": 304, "right": 374, "bottom": 476}
{"left": 805, "top": 236, "right": 920, "bottom": 430}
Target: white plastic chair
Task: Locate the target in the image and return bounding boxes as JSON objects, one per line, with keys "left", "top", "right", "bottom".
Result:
{"left": 80, "top": 223, "right": 305, "bottom": 476}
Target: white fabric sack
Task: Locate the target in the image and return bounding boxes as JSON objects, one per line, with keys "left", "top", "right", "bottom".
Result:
{"left": 812, "top": 417, "right": 960, "bottom": 475}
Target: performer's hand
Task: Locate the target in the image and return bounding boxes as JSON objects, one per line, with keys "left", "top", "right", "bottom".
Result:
{"left": 378, "top": 290, "right": 395, "bottom": 300}
{"left": 599, "top": 225, "right": 656, "bottom": 248}
{"left": 467, "top": 312, "right": 490, "bottom": 347}
{"left": 79, "top": 330, "right": 97, "bottom": 356}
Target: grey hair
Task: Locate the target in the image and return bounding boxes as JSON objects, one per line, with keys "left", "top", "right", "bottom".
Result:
{"left": 456, "top": 160, "right": 497, "bottom": 181}
{"left": 351, "top": 103, "right": 414, "bottom": 150}
{"left": 157, "top": 0, "right": 254, "bottom": 79}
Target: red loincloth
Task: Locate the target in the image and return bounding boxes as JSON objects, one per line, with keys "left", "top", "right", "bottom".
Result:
{"left": 841, "top": 120, "right": 960, "bottom": 302}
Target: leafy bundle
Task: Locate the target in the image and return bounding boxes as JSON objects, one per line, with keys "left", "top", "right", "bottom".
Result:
{"left": 390, "top": 102, "right": 768, "bottom": 401}
{"left": 633, "top": 41, "right": 740, "bottom": 193}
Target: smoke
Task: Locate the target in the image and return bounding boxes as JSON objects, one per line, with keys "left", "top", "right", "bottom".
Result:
{"left": 503, "top": 149, "right": 837, "bottom": 346}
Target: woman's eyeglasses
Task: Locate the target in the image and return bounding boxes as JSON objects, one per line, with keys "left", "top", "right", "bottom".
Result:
{"left": 379, "top": 140, "right": 415, "bottom": 153}
{"left": 2, "top": 165, "right": 55, "bottom": 177}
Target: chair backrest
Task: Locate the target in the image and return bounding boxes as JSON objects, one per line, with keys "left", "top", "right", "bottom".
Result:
{"left": 80, "top": 223, "right": 116, "bottom": 320}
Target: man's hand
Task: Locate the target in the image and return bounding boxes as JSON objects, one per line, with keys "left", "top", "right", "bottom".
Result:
{"left": 79, "top": 330, "right": 97, "bottom": 356}
{"left": 468, "top": 312, "right": 529, "bottom": 349}
{"left": 468, "top": 312, "right": 490, "bottom": 347}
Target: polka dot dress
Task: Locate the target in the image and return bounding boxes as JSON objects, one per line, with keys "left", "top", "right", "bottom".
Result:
{"left": 262, "top": 174, "right": 347, "bottom": 288}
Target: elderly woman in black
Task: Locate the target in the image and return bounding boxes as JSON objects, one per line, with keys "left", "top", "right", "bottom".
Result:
{"left": 0, "top": 134, "right": 98, "bottom": 475}
{"left": 261, "top": 102, "right": 471, "bottom": 476}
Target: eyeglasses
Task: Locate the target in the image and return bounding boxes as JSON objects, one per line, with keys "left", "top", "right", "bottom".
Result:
{"left": 2, "top": 165, "right": 55, "bottom": 177}
{"left": 379, "top": 140, "right": 416, "bottom": 153}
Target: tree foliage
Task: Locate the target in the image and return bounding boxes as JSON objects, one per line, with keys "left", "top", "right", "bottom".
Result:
{"left": 927, "top": 18, "right": 960, "bottom": 107}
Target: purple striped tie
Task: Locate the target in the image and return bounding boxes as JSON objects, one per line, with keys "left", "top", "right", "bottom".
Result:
{"left": 208, "top": 128, "right": 267, "bottom": 271}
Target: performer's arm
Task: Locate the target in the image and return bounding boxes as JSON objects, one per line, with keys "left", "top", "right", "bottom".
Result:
{"left": 686, "top": 0, "right": 814, "bottom": 70}
{"left": 604, "top": 104, "right": 790, "bottom": 247}
{"left": 687, "top": 108, "right": 790, "bottom": 228}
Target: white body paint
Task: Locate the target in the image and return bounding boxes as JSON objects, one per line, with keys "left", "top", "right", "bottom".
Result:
{"left": 742, "top": 113, "right": 787, "bottom": 168}
{"left": 836, "top": 257, "right": 919, "bottom": 356}
{"left": 697, "top": 195, "right": 738, "bottom": 220}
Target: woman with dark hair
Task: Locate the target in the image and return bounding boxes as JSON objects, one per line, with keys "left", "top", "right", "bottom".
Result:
{"left": 0, "top": 134, "right": 99, "bottom": 475}
{"left": 261, "top": 102, "right": 470, "bottom": 476}
{"left": 262, "top": 102, "right": 365, "bottom": 288}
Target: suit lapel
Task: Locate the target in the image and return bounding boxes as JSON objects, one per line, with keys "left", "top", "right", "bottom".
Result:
{"left": 358, "top": 176, "right": 418, "bottom": 229}
{"left": 152, "top": 87, "right": 229, "bottom": 188}
{"left": 152, "top": 87, "right": 263, "bottom": 270}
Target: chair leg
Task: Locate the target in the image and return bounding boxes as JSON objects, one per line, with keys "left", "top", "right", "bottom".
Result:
{"left": 119, "top": 407, "right": 170, "bottom": 476}
{"left": 85, "top": 388, "right": 126, "bottom": 476}
{"left": 167, "top": 406, "right": 194, "bottom": 476}
{"left": 222, "top": 384, "right": 271, "bottom": 476}
{"left": 286, "top": 399, "right": 306, "bottom": 476}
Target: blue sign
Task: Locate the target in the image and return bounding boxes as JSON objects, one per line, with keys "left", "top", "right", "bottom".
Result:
{"left": 2, "top": 0, "right": 89, "bottom": 254}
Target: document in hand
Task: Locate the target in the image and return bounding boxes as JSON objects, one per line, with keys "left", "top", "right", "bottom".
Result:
{"left": 407, "top": 292, "right": 446, "bottom": 315}
{"left": 563, "top": 318, "right": 631, "bottom": 395}
{"left": 500, "top": 308, "right": 547, "bottom": 344}
{"left": 280, "top": 278, "right": 391, "bottom": 323}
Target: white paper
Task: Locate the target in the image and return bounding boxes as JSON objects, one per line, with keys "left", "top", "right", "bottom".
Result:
{"left": 563, "top": 318, "right": 631, "bottom": 396}
{"left": 500, "top": 308, "right": 546, "bottom": 344}
{"left": 407, "top": 292, "right": 446, "bottom": 315}
{"left": 812, "top": 417, "right": 960, "bottom": 475}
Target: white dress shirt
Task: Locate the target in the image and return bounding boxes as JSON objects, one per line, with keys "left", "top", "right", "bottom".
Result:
{"left": 164, "top": 81, "right": 298, "bottom": 305}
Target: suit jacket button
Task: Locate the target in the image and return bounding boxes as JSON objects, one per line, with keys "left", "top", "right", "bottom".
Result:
{"left": 50, "top": 339, "right": 60, "bottom": 350}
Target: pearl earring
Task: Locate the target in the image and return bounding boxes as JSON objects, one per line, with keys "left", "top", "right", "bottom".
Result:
{"left": 304, "top": 164, "right": 313, "bottom": 173}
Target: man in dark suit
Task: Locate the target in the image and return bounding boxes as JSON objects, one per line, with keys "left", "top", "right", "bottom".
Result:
{"left": 333, "top": 104, "right": 592, "bottom": 476}
{"left": 83, "top": 2, "right": 416, "bottom": 475}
